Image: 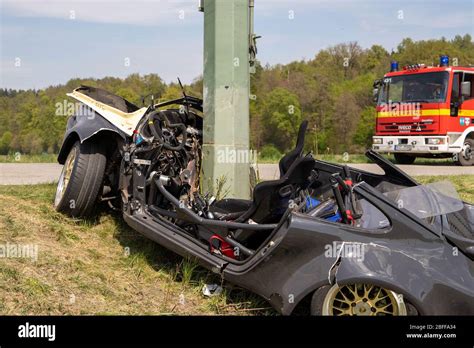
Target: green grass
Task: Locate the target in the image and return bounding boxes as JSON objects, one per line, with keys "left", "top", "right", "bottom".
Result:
{"left": 0, "top": 153, "right": 58, "bottom": 163}
{"left": 0, "top": 184, "right": 272, "bottom": 315}
{"left": 313, "top": 153, "right": 370, "bottom": 164}
{"left": 0, "top": 152, "right": 457, "bottom": 166}
{"left": 0, "top": 177, "right": 471, "bottom": 315}
{"left": 416, "top": 175, "right": 474, "bottom": 203}
{"left": 259, "top": 153, "right": 456, "bottom": 165}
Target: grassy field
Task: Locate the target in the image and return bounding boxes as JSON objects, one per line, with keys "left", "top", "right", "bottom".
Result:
{"left": 1, "top": 152, "right": 458, "bottom": 166}
{"left": 416, "top": 175, "right": 474, "bottom": 203}
{"left": 0, "top": 153, "right": 58, "bottom": 163}
{"left": 311, "top": 154, "right": 455, "bottom": 166}
{"left": 237, "top": 152, "right": 457, "bottom": 165}
{"left": 0, "top": 184, "right": 272, "bottom": 315}
{"left": 0, "top": 177, "right": 472, "bottom": 315}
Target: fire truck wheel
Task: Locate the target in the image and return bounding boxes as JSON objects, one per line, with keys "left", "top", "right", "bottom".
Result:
{"left": 455, "top": 138, "right": 474, "bottom": 166}
{"left": 394, "top": 153, "right": 416, "bottom": 165}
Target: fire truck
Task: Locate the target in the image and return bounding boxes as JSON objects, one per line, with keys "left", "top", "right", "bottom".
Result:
{"left": 372, "top": 56, "right": 474, "bottom": 166}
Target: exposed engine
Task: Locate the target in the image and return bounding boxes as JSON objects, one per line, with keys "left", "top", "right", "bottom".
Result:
{"left": 122, "top": 106, "right": 203, "bottom": 216}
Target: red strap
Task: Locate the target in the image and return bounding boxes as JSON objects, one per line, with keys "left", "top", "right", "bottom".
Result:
{"left": 346, "top": 210, "right": 354, "bottom": 224}
{"left": 209, "top": 235, "right": 235, "bottom": 259}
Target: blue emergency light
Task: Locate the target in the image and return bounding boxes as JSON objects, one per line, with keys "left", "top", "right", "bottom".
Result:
{"left": 440, "top": 55, "right": 449, "bottom": 67}
{"left": 390, "top": 60, "right": 399, "bottom": 72}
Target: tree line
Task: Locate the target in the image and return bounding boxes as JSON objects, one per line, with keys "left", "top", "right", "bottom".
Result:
{"left": 0, "top": 34, "right": 473, "bottom": 157}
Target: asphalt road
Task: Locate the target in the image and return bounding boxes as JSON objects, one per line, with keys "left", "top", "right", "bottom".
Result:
{"left": 0, "top": 163, "right": 63, "bottom": 185}
{"left": 1, "top": 162, "right": 473, "bottom": 185}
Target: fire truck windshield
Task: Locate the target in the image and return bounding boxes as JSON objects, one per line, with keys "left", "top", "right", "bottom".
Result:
{"left": 377, "top": 71, "right": 449, "bottom": 105}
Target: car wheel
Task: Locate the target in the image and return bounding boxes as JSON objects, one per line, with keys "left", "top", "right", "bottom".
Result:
{"left": 394, "top": 153, "right": 416, "bottom": 165}
{"left": 311, "top": 283, "right": 408, "bottom": 316}
{"left": 454, "top": 138, "right": 474, "bottom": 166}
{"left": 54, "top": 140, "right": 107, "bottom": 217}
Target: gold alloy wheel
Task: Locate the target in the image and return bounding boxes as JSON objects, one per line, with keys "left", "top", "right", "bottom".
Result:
{"left": 54, "top": 147, "right": 76, "bottom": 207}
{"left": 322, "top": 283, "right": 407, "bottom": 316}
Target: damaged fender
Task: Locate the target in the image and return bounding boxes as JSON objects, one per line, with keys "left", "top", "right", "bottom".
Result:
{"left": 332, "top": 242, "right": 474, "bottom": 315}
{"left": 58, "top": 86, "right": 149, "bottom": 163}
{"left": 57, "top": 111, "right": 125, "bottom": 164}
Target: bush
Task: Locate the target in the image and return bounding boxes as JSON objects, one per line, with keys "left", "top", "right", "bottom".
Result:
{"left": 259, "top": 144, "right": 283, "bottom": 162}
{"left": 353, "top": 106, "right": 376, "bottom": 149}
{"left": 0, "top": 131, "right": 13, "bottom": 155}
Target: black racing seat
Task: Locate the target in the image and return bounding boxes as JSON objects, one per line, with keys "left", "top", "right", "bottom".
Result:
{"left": 212, "top": 120, "right": 313, "bottom": 224}
{"left": 279, "top": 120, "right": 308, "bottom": 177}
{"left": 234, "top": 155, "right": 315, "bottom": 224}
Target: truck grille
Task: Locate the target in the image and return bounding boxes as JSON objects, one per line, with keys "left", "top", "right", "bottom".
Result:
{"left": 378, "top": 120, "right": 437, "bottom": 134}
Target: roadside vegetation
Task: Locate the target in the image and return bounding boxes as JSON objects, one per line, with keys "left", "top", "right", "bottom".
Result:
{"left": 0, "top": 176, "right": 472, "bottom": 315}
{"left": 0, "top": 151, "right": 458, "bottom": 166}
{"left": 258, "top": 152, "right": 456, "bottom": 165}
{"left": 416, "top": 175, "right": 474, "bottom": 203}
{"left": 0, "top": 184, "right": 273, "bottom": 315}
{"left": 1, "top": 35, "right": 473, "bottom": 158}
{"left": 0, "top": 153, "right": 57, "bottom": 163}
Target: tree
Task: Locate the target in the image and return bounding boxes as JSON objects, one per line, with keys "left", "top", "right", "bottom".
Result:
{"left": 332, "top": 92, "right": 360, "bottom": 153}
{"left": 115, "top": 87, "right": 140, "bottom": 106}
{"left": 1, "top": 35, "right": 473, "bottom": 156}
{"left": 159, "top": 84, "right": 183, "bottom": 102}
{"left": 0, "top": 131, "right": 13, "bottom": 155}
{"left": 260, "top": 88, "right": 302, "bottom": 152}
{"left": 353, "top": 106, "right": 376, "bottom": 149}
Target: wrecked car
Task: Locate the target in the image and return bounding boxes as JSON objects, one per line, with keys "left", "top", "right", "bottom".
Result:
{"left": 54, "top": 85, "right": 474, "bottom": 315}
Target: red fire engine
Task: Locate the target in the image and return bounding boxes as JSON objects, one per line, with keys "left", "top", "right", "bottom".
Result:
{"left": 372, "top": 56, "right": 474, "bottom": 166}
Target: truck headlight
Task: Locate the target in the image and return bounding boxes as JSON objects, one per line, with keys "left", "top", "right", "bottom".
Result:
{"left": 373, "top": 138, "right": 382, "bottom": 144}
{"left": 426, "top": 138, "right": 445, "bottom": 145}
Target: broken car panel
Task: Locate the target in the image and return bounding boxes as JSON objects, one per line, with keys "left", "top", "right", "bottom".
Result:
{"left": 55, "top": 86, "right": 474, "bottom": 315}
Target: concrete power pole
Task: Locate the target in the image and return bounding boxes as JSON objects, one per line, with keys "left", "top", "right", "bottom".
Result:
{"left": 201, "top": 0, "right": 251, "bottom": 199}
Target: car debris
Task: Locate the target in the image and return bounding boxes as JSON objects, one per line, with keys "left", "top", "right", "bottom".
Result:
{"left": 202, "top": 284, "right": 223, "bottom": 297}
{"left": 54, "top": 85, "right": 474, "bottom": 315}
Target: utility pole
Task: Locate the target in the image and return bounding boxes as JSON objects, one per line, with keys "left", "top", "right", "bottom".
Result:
{"left": 200, "top": 0, "right": 252, "bottom": 199}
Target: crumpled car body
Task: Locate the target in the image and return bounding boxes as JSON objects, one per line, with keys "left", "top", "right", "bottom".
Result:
{"left": 56, "top": 86, "right": 474, "bottom": 315}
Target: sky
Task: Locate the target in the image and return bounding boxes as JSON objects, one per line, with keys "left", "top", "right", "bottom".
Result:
{"left": 0, "top": 0, "right": 473, "bottom": 90}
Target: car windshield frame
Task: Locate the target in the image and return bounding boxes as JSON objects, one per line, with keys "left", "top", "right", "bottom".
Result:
{"left": 377, "top": 71, "right": 449, "bottom": 105}
{"left": 381, "top": 180, "right": 468, "bottom": 235}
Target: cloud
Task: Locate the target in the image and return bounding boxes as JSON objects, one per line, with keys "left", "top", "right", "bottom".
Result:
{"left": 2, "top": 0, "right": 342, "bottom": 26}
{"left": 0, "top": 28, "right": 204, "bottom": 89}
{"left": 1, "top": 0, "right": 202, "bottom": 26}
{"left": 2, "top": 0, "right": 472, "bottom": 89}
{"left": 409, "top": 11, "right": 474, "bottom": 29}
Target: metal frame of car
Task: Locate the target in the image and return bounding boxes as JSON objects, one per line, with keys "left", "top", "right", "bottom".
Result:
{"left": 57, "top": 89, "right": 474, "bottom": 315}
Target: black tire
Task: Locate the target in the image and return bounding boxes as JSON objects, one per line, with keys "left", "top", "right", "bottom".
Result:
{"left": 54, "top": 140, "right": 107, "bottom": 217}
{"left": 454, "top": 138, "right": 474, "bottom": 166}
{"left": 394, "top": 153, "right": 416, "bottom": 165}
{"left": 310, "top": 285, "right": 331, "bottom": 315}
